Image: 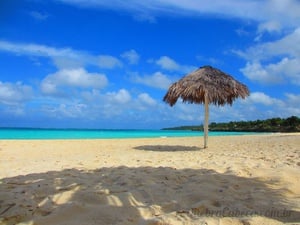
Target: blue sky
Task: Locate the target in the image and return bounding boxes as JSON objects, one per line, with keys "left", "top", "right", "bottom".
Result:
{"left": 0, "top": 0, "right": 299, "bottom": 129}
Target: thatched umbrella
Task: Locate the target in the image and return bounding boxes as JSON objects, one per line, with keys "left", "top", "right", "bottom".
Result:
{"left": 163, "top": 65, "right": 250, "bottom": 148}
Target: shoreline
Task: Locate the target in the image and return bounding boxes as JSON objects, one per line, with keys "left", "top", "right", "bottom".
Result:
{"left": 1, "top": 133, "right": 299, "bottom": 225}
{"left": 0, "top": 127, "right": 283, "bottom": 140}
{"left": 0, "top": 132, "right": 298, "bottom": 141}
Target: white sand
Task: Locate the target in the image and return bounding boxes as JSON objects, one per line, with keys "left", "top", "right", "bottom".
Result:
{"left": 0, "top": 134, "right": 299, "bottom": 225}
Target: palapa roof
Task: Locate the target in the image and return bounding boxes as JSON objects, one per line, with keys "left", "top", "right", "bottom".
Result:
{"left": 163, "top": 65, "right": 250, "bottom": 106}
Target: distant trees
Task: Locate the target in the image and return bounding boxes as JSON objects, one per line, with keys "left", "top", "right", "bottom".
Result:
{"left": 163, "top": 116, "right": 300, "bottom": 132}
{"left": 209, "top": 116, "right": 300, "bottom": 132}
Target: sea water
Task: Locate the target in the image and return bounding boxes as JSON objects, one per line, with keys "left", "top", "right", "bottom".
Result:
{"left": 0, "top": 128, "right": 258, "bottom": 140}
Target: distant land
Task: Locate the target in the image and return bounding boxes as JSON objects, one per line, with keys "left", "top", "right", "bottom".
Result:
{"left": 162, "top": 116, "right": 300, "bottom": 132}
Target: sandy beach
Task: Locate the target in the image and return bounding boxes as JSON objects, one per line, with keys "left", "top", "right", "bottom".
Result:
{"left": 0, "top": 134, "right": 299, "bottom": 225}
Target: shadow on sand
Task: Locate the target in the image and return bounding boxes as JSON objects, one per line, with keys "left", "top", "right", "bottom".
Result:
{"left": 133, "top": 145, "right": 202, "bottom": 152}
{"left": 1, "top": 167, "right": 299, "bottom": 225}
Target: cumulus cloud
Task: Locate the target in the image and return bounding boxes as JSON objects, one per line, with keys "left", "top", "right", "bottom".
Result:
{"left": 247, "top": 92, "right": 283, "bottom": 106}
{"left": 59, "top": 103, "right": 88, "bottom": 118}
{"left": 154, "top": 56, "right": 196, "bottom": 73}
{"left": 132, "top": 71, "right": 174, "bottom": 89}
{"left": 121, "top": 49, "right": 140, "bottom": 64}
{"left": 240, "top": 56, "right": 300, "bottom": 85}
{"left": 41, "top": 68, "right": 108, "bottom": 96}
{"left": 156, "top": 56, "right": 180, "bottom": 71}
{"left": 97, "top": 55, "right": 123, "bottom": 69}
{"left": 39, "top": 88, "right": 133, "bottom": 120}
{"left": 137, "top": 93, "right": 156, "bottom": 106}
{"left": 0, "top": 40, "right": 122, "bottom": 70}
{"left": 285, "top": 93, "right": 300, "bottom": 105}
{"left": 236, "top": 28, "right": 300, "bottom": 61}
{"left": 237, "top": 28, "right": 300, "bottom": 85}
{"left": 241, "top": 60, "right": 285, "bottom": 84}
{"left": 284, "top": 93, "right": 300, "bottom": 116}
{"left": 234, "top": 92, "right": 300, "bottom": 119}
{"left": 106, "top": 89, "right": 131, "bottom": 104}
{"left": 42, "top": 103, "right": 88, "bottom": 119}
{"left": 160, "top": 90, "right": 299, "bottom": 125}
{"left": 36, "top": 88, "right": 134, "bottom": 121}
{"left": 0, "top": 81, "right": 33, "bottom": 105}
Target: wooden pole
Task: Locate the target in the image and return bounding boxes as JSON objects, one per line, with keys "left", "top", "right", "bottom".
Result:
{"left": 204, "top": 94, "right": 209, "bottom": 148}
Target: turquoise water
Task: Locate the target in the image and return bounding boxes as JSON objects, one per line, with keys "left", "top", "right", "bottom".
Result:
{"left": 0, "top": 128, "right": 259, "bottom": 140}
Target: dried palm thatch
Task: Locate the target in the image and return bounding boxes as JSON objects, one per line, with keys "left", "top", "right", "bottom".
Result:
{"left": 163, "top": 65, "right": 250, "bottom": 148}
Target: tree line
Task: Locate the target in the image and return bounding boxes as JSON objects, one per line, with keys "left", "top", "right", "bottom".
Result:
{"left": 162, "top": 116, "right": 300, "bottom": 132}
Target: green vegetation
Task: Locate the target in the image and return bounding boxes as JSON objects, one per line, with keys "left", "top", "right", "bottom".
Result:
{"left": 162, "top": 116, "right": 300, "bottom": 132}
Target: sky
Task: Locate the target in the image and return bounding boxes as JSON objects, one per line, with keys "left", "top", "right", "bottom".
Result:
{"left": 0, "top": 0, "right": 299, "bottom": 129}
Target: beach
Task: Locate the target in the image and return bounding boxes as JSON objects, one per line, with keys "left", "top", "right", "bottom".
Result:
{"left": 0, "top": 134, "right": 299, "bottom": 225}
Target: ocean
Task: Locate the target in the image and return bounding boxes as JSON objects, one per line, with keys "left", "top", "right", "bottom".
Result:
{"left": 0, "top": 128, "right": 259, "bottom": 140}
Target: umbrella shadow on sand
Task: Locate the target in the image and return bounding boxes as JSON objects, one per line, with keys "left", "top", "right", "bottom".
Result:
{"left": 1, "top": 167, "right": 299, "bottom": 225}
{"left": 133, "top": 145, "right": 202, "bottom": 152}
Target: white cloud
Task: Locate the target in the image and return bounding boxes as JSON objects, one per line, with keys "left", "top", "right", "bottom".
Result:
{"left": 284, "top": 93, "right": 300, "bottom": 116}
{"left": 79, "top": 89, "right": 159, "bottom": 120}
{"left": 39, "top": 89, "right": 132, "bottom": 120}
{"left": 52, "top": 0, "right": 300, "bottom": 90}
{"left": 285, "top": 93, "right": 300, "bottom": 105}
{"left": 56, "top": 0, "right": 299, "bottom": 90}
{"left": 156, "top": 56, "right": 180, "bottom": 71}
{"left": 121, "top": 49, "right": 140, "bottom": 64}
{"left": 2, "top": 1, "right": 300, "bottom": 127}
{"left": 97, "top": 55, "right": 123, "bottom": 69}
{"left": 160, "top": 90, "right": 300, "bottom": 125}
{"left": 132, "top": 71, "right": 174, "bottom": 89}
{"left": 172, "top": 103, "right": 201, "bottom": 122}
{"left": 235, "top": 92, "right": 300, "bottom": 119}
{"left": 58, "top": 0, "right": 300, "bottom": 28}
{"left": 106, "top": 89, "right": 131, "bottom": 104}
{"left": 0, "top": 81, "right": 33, "bottom": 105}
{"left": 58, "top": 103, "right": 87, "bottom": 118}
{"left": 255, "top": 21, "right": 282, "bottom": 41}
{"left": 154, "top": 56, "right": 196, "bottom": 73}
{"left": 41, "top": 68, "right": 108, "bottom": 95}
{"left": 257, "top": 21, "right": 281, "bottom": 34}
{"left": 52, "top": 56, "right": 85, "bottom": 69}
{"left": 236, "top": 28, "right": 300, "bottom": 61}
{"left": 241, "top": 61, "right": 280, "bottom": 84}
{"left": 40, "top": 102, "right": 89, "bottom": 119}
{"left": 248, "top": 92, "right": 283, "bottom": 106}
{"left": 0, "top": 40, "right": 122, "bottom": 69}
{"left": 241, "top": 57, "right": 300, "bottom": 85}
{"left": 0, "top": 40, "right": 74, "bottom": 58}
{"left": 137, "top": 93, "right": 156, "bottom": 106}
{"left": 237, "top": 27, "right": 300, "bottom": 85}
